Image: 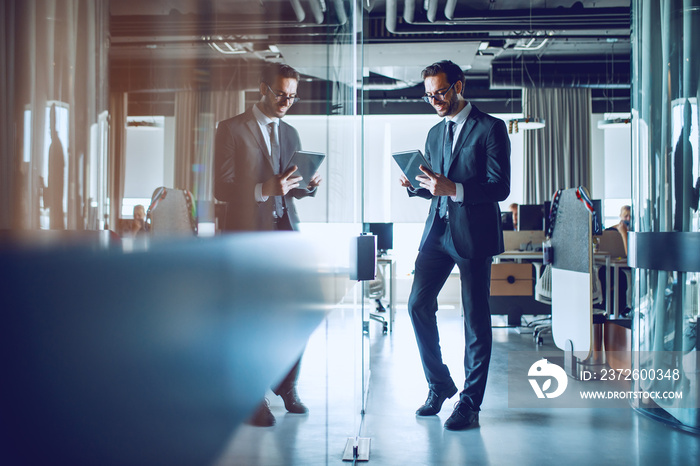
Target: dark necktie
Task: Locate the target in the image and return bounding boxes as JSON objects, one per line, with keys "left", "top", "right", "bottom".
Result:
{"left": 269, "top": 122, "right": 284, "bottom": 218}
{"left": 439, "top": 121, "right": 454, "bottom": 219}
{"left": 443, "top": 120, "right": 454, "bottom": 175}
{"left": 269, "top": 122, "right": 281, "bottom": 173}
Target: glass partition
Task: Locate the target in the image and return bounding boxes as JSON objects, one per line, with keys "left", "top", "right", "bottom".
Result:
{"left": 3, "top": 0, "right": 110, "bottom": 230}
{"left": 3, "top": 0, "right": 370, "bottom": 462}
{"left": 631, "top": 0, "right": 700, "bottom": 432}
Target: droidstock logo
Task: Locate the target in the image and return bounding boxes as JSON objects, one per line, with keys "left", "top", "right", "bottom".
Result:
{"left": 528, "top": 358, "right": 568, "bottom": 399}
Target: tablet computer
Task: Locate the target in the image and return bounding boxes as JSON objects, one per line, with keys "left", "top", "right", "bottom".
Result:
{"left": 285, "top": 151, "right": 326, "bottom": 187}
{"left": 392, "top": 150, "right": 434, "bottom": 189}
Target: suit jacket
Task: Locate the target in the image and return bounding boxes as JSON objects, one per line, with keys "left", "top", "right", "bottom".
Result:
{"left": 214, "top": 108, "right": 316, "bottom": 232}
{"left": 411, "top": 105, "right": 511, "bottom": 258}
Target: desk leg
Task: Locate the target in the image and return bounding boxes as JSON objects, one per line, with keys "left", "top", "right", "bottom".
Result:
{"left": 613, "top": 266, "right": 620, "bottom": 319}
{"left": 605, "top": 256, "right": 611, "bottom": 316}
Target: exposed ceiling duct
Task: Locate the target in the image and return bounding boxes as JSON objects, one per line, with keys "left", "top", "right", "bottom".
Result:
{"left": 385, "top": 0, "right": 630, "bottom": 35}
{"left": 278, "top": 42, "right": 480, "bottom": 88}
{"left": 490, "top": 56, "right": 631, "bottom": 89}
{"left": 110, "top": 0, "right": 632, "bottom": 113}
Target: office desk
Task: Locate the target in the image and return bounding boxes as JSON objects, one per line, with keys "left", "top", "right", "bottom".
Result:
{"left": 494, "top": 250, "right": 545, "bottom": 263}
{"left": 494, "top": 250, "right": 629, "bottom": 322}
{"left": 594, "top": 253, "right": 630, "bottom": 319}
{"left": 491, "top": 251, "right": 548, "bottom": 325}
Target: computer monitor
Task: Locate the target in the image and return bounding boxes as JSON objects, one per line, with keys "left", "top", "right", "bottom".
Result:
{"left": 591, "top": 199, "right": 602, "bottom": 236}
{"left": 363, "top": 223, "right": 393, "bottom": 254}
{"left": 518, "top": 204, "right": 545, "bottom": 231}
{"left": 543, "top": 201, "right": 551, "bottom": 234}
{"left": 501, "top": 211, "right": 514, "bottom": 231}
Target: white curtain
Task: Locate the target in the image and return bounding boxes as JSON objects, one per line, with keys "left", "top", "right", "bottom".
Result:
{"left": 108, "top": 91, "right": 127, "bottom": 230}
{"left": 174, "top": 90, "right": 244, "bottom": 196}
{"left": 523, "top": 88, "right": 591, "bottom": 204}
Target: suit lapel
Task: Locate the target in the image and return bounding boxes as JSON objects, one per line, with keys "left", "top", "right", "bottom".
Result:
{"left": 245, "top": 114, "right": 274, "bottom": 171}
{"left": 446, "top": 107, "right": 479, "bottom": 174}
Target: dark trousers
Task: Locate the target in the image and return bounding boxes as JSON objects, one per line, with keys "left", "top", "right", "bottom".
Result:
{"left": 408, "top": 218, "right": 493, "bottom": 411}
{"left": 273, "top": 357, "right": 301, "bottom": 394}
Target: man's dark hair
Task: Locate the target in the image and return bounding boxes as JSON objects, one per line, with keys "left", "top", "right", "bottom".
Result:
{"left": 261, "top": 63, "right": 300, "bottom": 86}
{"left": 421, "top": 60, "right": 466, "bottom": 92}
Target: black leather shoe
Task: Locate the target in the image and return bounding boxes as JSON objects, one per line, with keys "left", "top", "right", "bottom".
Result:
{"left": 416, "top": 385, "right": 458, "bottom": 416}
{"left": 444, "top": 402, "right": 479, "bottom": 431}
{"left": 275, "top": 387, "right": 308, "bottom": 414}
{"left": 247, "top": 398, "right": 276, "bottom": 427}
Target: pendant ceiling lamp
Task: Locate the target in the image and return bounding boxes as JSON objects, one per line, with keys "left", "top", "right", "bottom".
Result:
{"left": 508, "top": 116, "right": 546, "bottom": 133}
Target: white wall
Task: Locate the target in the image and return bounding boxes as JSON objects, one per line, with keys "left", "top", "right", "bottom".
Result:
{"left": 590, "top": 113, "right": 632, "bottom": 226}
{"left": 163, "top": 116, "right": 175, "bottom": 190}
{"left": 124, "top": 122, "right": 165, "bottom": 198}
{"left": 123, "top": 117, "right": 174, "bottom": 217}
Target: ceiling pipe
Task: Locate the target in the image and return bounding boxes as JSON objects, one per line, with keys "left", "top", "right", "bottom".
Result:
{"left": 426, "top": 0, "right": 439, "bottom": 23}
{"left": 308, "top": 0, "right": 325, "bottom": 24}
{"left": 445, "top": 0, "right": 458, "bottom": 20}
{"left": 385, "top": 0, "right": 629, "bottom": 35}
{"left": 332, "top": 0, "right": 348, "bottom": 25}
{"left": 288, "top": 0, "right": 306, "bottom": 22}
{"left": 403, "top": 0, "right": 416, "bottom": 23}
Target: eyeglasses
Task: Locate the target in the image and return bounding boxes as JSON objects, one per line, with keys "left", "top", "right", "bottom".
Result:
{"left": 422, "top": 81, "right": 457, "bottom": 103}
{"left": 266, "top": 84, "right": 300, "bottom": 104}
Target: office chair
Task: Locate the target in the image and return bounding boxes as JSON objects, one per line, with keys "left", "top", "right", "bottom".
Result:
{"left": 533, "top": 263, "right": 552, "bottom": 345}
{"left": 364, "top": 265, "right": 388, "bottom": 334}
{"left": 147, "top": 187, "right": 198, "bottom": 237}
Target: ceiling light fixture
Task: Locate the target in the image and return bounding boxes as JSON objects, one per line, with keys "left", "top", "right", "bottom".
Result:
{"left": 514, "top": 37, "right": 549, "bottom": 51}
{"left": 508, "top": 117, "right": 546, "bottom": 133}
{"left": 597, "top": 114, "right": 631, "bottom": 129}
{"left": 209, "top": 42, "right": 247, "bottom": 55}
{"left": 597, "top": 44, "right": 630, "bottom": 129}
{"left": 508, "top": 58, "right": 546, "bottom": 133}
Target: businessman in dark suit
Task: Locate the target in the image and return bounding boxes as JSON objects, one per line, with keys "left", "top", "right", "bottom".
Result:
{"left": 400, "top": 60, "right": 510, "bottom": 430}
{"left": 215, "top": 64, "right": 320, "bottom": 233}
{"left": 214, "top": 63, "right": 321, "bottom": 426}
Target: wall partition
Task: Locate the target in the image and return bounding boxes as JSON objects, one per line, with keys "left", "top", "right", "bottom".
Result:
{"left": 110, "top": 1, "right": 368, "bottom": 462}
{"left": 1, "top": 0, "right": 110, "bottom": 231}
{"left": 1, "top": 0, "right": 371, "bottom": 463}
{"left": 630, "top": 0, "right": 700, "bottom": 433}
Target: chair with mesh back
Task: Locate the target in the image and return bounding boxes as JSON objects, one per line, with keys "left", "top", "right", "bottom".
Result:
{"left": 147, "top": 187, "right": 198, "bottom": 237}
{"left": 364, "top": 265, "right": 388, "bottom": 333}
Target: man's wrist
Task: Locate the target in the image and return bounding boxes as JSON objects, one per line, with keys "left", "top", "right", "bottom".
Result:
{"left": 255, "top": 183, "right": 268, "bottom": 202}
{"left": 451, "top": 182, "right": 464, "bottom": 202}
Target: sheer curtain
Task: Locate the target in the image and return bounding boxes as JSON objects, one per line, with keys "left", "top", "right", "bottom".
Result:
{"left": 523, "top": 88, "right": 591, "bottom": 204}
{"left": 108, "top": 91, "right": 127, "bottom": 230}
{"left": 174, "top": 90, "right": 244, "bottom": 196}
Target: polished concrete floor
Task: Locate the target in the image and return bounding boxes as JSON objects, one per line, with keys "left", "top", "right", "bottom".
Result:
{"left": 214, "top": 304, "right": 700, "bottom": 466}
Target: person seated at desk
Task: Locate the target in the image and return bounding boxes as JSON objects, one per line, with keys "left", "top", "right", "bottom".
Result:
{"left": 596, "top": 205, "right": 631, "bottom": 316}
{"left": 509, "top": 202, "right": 519, "bottom": 230}
{"left": 500, "top": 203, "right": 518, "bottom": 231}
{"left": 132, "top": 204, "right": 150, "bottom": 236}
